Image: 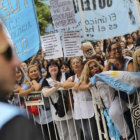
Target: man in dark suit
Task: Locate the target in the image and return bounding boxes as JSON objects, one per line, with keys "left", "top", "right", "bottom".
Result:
{"left": 0, "top": 21, "right": 43, "bottom": 140}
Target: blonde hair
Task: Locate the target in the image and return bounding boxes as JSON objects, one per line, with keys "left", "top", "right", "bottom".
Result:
{"left": 122, "top": 49, "right": 133, "bottom": 57}
{"left": 24, "top": 65, "right": 40, "bottom": 84}
{"left": 80, "top": 59, "right": 103, "bottom": 83}
{"left": 70, "top": 57, "right": 83, "bottom": 66}
{"left": 133, "top": 48, "right": 140, "bottom": 72}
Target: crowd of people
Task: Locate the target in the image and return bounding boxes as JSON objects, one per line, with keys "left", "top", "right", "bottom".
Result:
{"left": 2, "top": 29, "right": 140, "bottom": 140}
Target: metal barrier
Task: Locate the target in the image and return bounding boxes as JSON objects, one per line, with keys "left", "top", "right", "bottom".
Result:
{"left": 11, "top": 84, "right": 140, "bottom": 140}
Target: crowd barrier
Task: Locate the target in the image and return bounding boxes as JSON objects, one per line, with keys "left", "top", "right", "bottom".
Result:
{"left": 11, "top": 83, "right": 140, "bottom": 140}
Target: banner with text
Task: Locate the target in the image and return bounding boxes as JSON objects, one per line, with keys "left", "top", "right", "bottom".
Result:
{"left": 0, "top": 0, "right": 40, "bottom": 61}
{"left": 46, "top": 0, "right": 140, "bottom": 41}
{"left": 49, "top": 0, "right": 77, "bottom": 30}
{"left": 41, "top": 33, "right": 63, "bottom": 60}
{"left": 62, "top": 30, "right": 83, "bottom": 57}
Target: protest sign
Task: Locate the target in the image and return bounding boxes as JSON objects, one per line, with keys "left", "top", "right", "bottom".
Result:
{"left": 49, "top": 0, "right": 77, "bottom": 30}
{"left": 41, "top": 33, "right": 63, "bottom": 60}
{"left": 62, "top": 30, "right": 83, "bottom": 57}
{"left": 24, "top": 91, "right": 44, "bottom": 106}
{"left": 0, "top": 0, "right": 40, "bottom": 61}
{"left": 46, "top": 0, "right": 140, "bottom": 41}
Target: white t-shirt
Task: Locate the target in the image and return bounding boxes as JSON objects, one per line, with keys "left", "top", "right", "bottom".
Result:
{"left": 71, "top": 74, "right": 94, "bottom": 120}
{"left": 45, "top": 77, "right": 72, "bottom": 121}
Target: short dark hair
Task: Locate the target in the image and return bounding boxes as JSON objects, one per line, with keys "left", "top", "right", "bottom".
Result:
{"left": 107, "top": 41, "right": 119, "bottom": 52}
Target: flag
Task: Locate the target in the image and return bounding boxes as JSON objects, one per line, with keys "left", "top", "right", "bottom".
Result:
{"left": 0, "top": 0, "right": 40, "bottom": 61}
{"left": 46, "top": 0, "right": 139, "bottom": 41}
{"left": 90, "top": 71, "right": 140, "bottom": 95}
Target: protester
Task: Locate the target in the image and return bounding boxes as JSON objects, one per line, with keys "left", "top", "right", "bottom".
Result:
{"left": 42, "top": 60, "right": 77, "bottom": 140}
{"left": 126, "top": 36, "right": 135, "bottom": 51}
{"left": 0, "top": 20, "right": 43, "bottom": 140}
{"left": 19, "top": 64, "right": 57, "bottom": 140}
{"left": 133, "top": 48, "right": 140, "bottom": 140}
{"left": 41, "top": 59, "right": 48, "bottom": 77}
{"left": 21, "top": 62, "right": 28, "bottom": 73}
{"left": 104, "top": 41, "right": 134, "bottom": 71}
{"left": 104, "top": 42, "right": 135, "bottom": 139}
{"left": 120, "top": 41, "right": 127, "bottom": 50}
{"left": 62, "top": 57, "right": 99, "bottom": 140}
{"left": 81, "top": 41, "right": 96, "bottom": 61}
{"left": 133, "top": 48, "right": 140, "bottom": 72}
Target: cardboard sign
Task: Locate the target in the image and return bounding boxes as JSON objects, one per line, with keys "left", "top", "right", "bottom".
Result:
{"left": 24, "top": 92, "right": 44, "bottom": 106}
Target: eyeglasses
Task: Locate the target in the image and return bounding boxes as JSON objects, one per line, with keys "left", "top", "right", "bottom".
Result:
{"left": 72, "top": 61, "right": 80, "bottom": 66}
{"left": 111, "top": 46, "right": 121, "bottom": 52}
{"left": 89, "top": 64, "right": 98, "bottom": 71}
{"left": 0, "top": 45, "right": 13, "bottom": 61}
{"left": 85, "top": 48, "right": 93, "bottom": 53}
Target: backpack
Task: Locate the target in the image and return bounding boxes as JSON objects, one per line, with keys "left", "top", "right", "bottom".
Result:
{"left": 50, "top": 90, "right": 68, "bottom": 117}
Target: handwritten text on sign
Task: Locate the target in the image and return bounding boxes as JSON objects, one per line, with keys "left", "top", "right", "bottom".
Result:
{"left": 50, "top": 0, "right": 77, "bottom": 30}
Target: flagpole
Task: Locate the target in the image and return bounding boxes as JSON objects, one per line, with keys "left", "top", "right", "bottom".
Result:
{"left": 77, "top": 0, "right": 87, "bottom": 41}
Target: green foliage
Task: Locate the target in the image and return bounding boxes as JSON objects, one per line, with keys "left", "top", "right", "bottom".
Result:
{"left": 34, "top": 0, "right": 52, "bottom": 35}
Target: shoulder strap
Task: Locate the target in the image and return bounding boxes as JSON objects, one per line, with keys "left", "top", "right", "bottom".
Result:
{"left": 0, "top": 102, "right": 24, "bottom": 129}
{"left": 42, "top": 79, "right": 55, "bottom": 106}
{"left": 42, "top": 78, "right": 51, "bottom": 88}
{"left": 72, "top": 75, "right": 75, "bottom": 82}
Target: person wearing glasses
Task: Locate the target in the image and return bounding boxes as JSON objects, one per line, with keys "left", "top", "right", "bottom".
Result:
{"left": 63, "top": 57, "right": 99, "bottom": 140}
{"left": 81, "top": 41, "right": 96, "bottom": 61}
{"left": 104, "top": 42, "right": 135, "bottom": 140}
{"left": 0, "top": 21, "right": 43, "bottom": 140}
{"left": 104, "top": 41, "right": 134, "bottom": 72}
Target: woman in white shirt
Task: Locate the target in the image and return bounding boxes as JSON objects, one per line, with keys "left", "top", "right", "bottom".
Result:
{"left": 63, "top": 57, "right": 99, "bottom": 140}
{"left": 42, "top": 60, "right": 76, "bottom": 140}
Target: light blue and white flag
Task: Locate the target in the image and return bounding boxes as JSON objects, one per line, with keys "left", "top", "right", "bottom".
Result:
{"left": 90, "top": 71, "right": 140, "bottom": 95}
{"left": 46, "top": 0, "right": 139, "bottom": 41}
{"left": 0, "top": 0, "right": 40, "bottom": 61}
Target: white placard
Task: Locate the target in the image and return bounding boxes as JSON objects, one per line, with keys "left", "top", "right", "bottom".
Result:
{"left": 41, "top": 33, "right": 63, "bottom": 60}
{"left": 49, "top": 0, "right": 77, "bottom": 30}
{"left": 62, "top": 30, "right": 83, "bottom": 57}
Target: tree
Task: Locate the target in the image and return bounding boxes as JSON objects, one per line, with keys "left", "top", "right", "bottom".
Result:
{"left": 34, "top": 0, "right": 52, "bottom": 35}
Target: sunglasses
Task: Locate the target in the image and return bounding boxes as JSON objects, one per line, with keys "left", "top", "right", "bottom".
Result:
{"left": 0, "top": 45, "right": 13, "bottom": 61}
